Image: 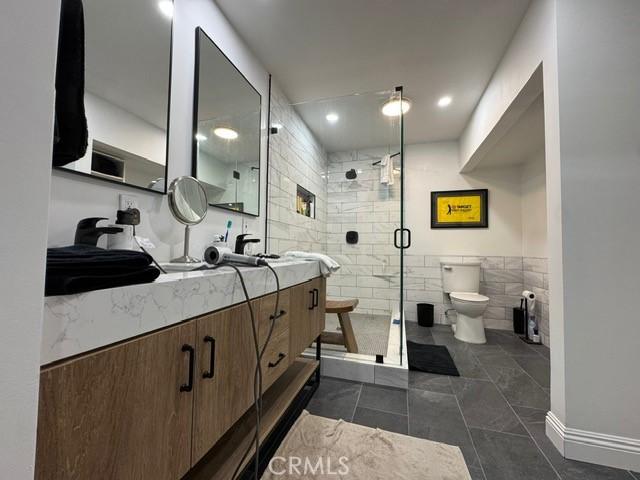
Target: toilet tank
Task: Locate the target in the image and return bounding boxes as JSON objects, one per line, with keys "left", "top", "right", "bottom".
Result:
{"left": 441, "top": 262, "right": 481, "bottom": 293}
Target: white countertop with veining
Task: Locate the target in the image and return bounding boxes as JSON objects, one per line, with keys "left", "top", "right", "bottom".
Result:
{"left": 41, "top": 259, "right": 322, "bottom": 365}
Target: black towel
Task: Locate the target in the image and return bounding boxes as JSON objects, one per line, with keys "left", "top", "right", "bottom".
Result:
{"left": 53, "top": 0, "right": 88, "bottom": 167}
{"left": 45, "top": 246, "right": 160, "bottom": 296}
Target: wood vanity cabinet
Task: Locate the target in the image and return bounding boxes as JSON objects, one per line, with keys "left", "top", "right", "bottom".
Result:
{"left": 35, "top": 278, "right": 324, "bottom": 480}
{"left": 290, "top": 277, "right": 326, "bottom": 356}
{"left": 36, "top": 321, "right": 196, "bottom": 480}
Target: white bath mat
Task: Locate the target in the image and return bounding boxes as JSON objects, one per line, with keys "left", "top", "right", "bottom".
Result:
{"left": 261, "top": 410, "right": 471, "bottom": 479}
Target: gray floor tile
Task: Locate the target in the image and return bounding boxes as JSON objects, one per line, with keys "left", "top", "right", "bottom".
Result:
{"left": 499, "top": 339, "right": 541, "bottom": 356}
{"left": 528, "top": 343, "right": 551, "bottom": 360}
{"left": 357, "top": 383, "right": 407, "bottom": 415}
{"left": 475, "top": 351, "right": 522, "bottom": 369}
{"left": 485, "top": 365, "right": 550, "bottom": 410}
{"left": 405, "top": 322, "right": 435, "bottom": 344}
{"left": 306, "top": 377, "right": 361, "bottom": 421}
{"left": 352, "top": 406, "right": 408, "bottom": 434}
{"left": 468, "top": 466, "right": 486, "bottom": 480}
{"left": 512, "top": 355, "right": 551, "bottom": 389}
{"left": 452, "top": 354, "right": 491, "bottom": 380}
{"left": 470, "top": 427, "right": 559, "bottom": 480}
{"left": 409, "top": 371, "right": 453, "bottom": 394}
{"left": 408, "top": 389, "right": 480, "bottom": 468}
{"left": 514, "top": 406, "right": 636, "bottom": 480}
{"left": 451, "top": 377, "right": 528, "bottom": 436}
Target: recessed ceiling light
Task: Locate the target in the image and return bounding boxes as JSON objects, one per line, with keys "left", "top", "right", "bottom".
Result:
{"left": 437, "top": 96, "right": 452, "bottom": 108}
{"left": 382, "top": 97, "right": 411, "bottom": 117}
{"left": 158, "top": 1, "right": 174, "bottom": 19}
{"left": 213, "top": 127, "right": 238, "bottom": 140}
{"left": 195, "top": 133, "right": 207, "bottom": 142}
{"left": 326, "top": 113, "right": 339, "bottom": 123}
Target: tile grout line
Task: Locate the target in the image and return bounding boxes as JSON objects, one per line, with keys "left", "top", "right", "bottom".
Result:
{"left": 453, "top": 392, "right": 488, "bottom": 480}
{"left": 488, "top": 372, "right": 563, "bottom": 480}
{"left": 477, "top": 343, "right": 551, "bottom": 398}
{"left": 350, "top": 383, "right": 363, "bottom": 422}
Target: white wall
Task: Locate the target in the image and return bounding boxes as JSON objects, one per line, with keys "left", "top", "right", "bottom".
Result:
{"left": 553, "top": 0, "right": 640, "bottom": 461}
{"left": 406, "top": 142, "right": 523, "bottom": 257}
{"left": 0, "top": 0, "right": 60, "bottom": 477}
{"left": 67, "top": 93, "right": 168, "bottom": 173}
{"left": 460, "top": 0, "right": 567, "bottom": 429}
{"left": 461, "top": 0, "right": 640, "bottom": 469}
{"left": 521, "top": 150, "right": 547, "bottom": 258}
{"left": 48, "top": 0, "right": 270, "bottom": 260}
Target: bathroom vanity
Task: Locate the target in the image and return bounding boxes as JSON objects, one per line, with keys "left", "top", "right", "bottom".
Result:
{"left": 36, "top": 260, "right": 325, "bottom": 480}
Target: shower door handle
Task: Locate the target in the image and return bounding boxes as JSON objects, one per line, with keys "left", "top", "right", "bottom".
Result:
{"left": 394, "top": 228, "right": 411, "bottom": 249}
{"left": 403, "top": 228, "right": 411, "bottom": 248}
{"left": 394, "top": 228, "right": 401, "bottom": 249}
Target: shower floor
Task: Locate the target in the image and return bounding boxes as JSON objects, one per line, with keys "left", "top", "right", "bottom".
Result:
{"left": 323, "top": 312, "right": 391, "bottom": 357}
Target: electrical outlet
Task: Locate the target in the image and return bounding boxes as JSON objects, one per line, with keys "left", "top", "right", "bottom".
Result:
{"left": 119, "top": 194, "right": 138, "bottom": 211}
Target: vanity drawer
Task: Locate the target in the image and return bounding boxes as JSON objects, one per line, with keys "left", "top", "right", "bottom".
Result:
{"left": 256, "top": 288, "right": 290, "bottom": 344}
{"left": 261, "top": 329, "right": 290, "bottom": 390}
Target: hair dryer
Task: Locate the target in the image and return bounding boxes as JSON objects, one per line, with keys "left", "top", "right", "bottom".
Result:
{"left": 204, "top": 246, "right": 268, "bottom": 267}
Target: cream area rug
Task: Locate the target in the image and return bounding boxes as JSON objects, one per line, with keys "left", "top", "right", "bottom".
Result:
{"left": 262, "top": 411, "right": 471, "bottom": 479}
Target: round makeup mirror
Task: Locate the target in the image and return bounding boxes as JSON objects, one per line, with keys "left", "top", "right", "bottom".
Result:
{"left": 168, "top": 176, "right": 208, "bottom": 263}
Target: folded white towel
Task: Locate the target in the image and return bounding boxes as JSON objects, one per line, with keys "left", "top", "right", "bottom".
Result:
{"left": 283, "top": 251, "right": 340, "bottom": 277}
{"left": 379, "top": 154, "right": 394, "bottom": 185}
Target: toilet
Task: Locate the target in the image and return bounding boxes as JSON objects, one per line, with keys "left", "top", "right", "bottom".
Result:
{"left": 441, "top": 262, "right": 489, "bottom": 344}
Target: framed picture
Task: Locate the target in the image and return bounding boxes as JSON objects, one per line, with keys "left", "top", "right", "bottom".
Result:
{"left": 431, "top": 189, "right": 488, "bottom": 228}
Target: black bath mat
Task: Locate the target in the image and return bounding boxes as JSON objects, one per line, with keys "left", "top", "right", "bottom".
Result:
{"left": 407, "top": 341, "right": 460, "bottom": 376}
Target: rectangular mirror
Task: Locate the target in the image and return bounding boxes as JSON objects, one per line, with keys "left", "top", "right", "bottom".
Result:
{"left": 192, "top": 28, "right": 261, "bottom": 216}
{"left": 53, "top": 0, "right": 173, "bottom": 193}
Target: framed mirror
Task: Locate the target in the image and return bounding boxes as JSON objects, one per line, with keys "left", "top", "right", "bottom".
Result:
{"left": 192, "top": 27, "right": 261, "bottom": 216}
{"left": 53, "top": 0, "right": 173, "bottom": 193}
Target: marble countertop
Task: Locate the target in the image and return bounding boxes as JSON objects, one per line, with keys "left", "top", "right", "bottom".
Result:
{"left": 41, "top": 259, "right": 322, "bottom": 366}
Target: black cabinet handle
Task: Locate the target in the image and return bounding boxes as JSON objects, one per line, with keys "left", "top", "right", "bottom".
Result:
{"left": 394, "top": 228, "right": 401, "bottom": 249}
{"left": 268, "top": 352, "right": 286, "bottom": 368}
{"left": 202, "top": 336, "right": 215, "bottom": 379}
{"left": 308, "top": 289, "right": 315, "bottom": 310}
{"left": 180, "top": 344, "right": 195, "bottom": 392}
{"left": 313, "top": 288, "right": 319, "bottom": 308}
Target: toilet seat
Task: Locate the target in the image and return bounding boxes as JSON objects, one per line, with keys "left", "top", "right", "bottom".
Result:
{"left": 450, "top": 292, "right": 489, "bottom": 303}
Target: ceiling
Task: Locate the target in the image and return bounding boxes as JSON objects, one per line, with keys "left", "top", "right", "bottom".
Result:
{"left": 84, "top": 0, "right": 172, "bottom": 130}
{"left": 215, "top": 0, "right": 532, "bottom": 149}
{"left": 477, "top": 93, "right": 545, "bottom": 168}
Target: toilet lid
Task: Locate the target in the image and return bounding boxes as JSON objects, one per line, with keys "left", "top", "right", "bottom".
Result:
{"left": 450, "top": 292, "right": 489, "bottom": 303}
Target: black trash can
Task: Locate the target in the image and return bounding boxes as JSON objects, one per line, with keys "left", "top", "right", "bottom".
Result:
{"left": 417, "top": 303, "right": 434, "bottom": 327}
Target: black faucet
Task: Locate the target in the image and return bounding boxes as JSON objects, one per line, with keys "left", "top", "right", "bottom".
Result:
{"left": 74, "top": 217, "right": 123, "bottom": 247}
{"left": 234, "top": 234, "right": 261, "bottom": 254}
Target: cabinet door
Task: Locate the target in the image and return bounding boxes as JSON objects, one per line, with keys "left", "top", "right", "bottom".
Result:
{"left": 289, "top": 280, "right": 320, "bottom": 357}
{"left": 193, "top": 303, "right": 257, "bottom": 463}
{"left": 36, "top": 322, "right": 196, "bottom": 480}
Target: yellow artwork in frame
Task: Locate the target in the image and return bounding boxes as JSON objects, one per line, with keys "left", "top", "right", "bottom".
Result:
{"left": 431, "top": 189, "right": 488, "bottom": 228}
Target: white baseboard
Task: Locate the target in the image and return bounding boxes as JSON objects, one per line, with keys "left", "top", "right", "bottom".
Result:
{"left": 546, "top": 412, "right": 640, "bottom": 471}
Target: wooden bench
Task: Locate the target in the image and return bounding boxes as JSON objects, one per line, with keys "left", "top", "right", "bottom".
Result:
{"left": 321, "top": 299, "right": 359, "bottom": 353}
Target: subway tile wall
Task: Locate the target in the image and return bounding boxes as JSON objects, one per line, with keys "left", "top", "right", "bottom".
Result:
{"left": 325, "top": 148, "right": 402, "bottom": 316}
{"left": 267, "top": 84, "right": 328, "bottom": 255}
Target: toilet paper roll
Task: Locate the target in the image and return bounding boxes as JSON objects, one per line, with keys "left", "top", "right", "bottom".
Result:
{"left": 521, "top": 290, "right": 536, "bottom": 301}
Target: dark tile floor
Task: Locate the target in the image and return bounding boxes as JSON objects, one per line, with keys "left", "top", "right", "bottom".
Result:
{"left": 307, "top": 323, "right": 637, "bottom": 480}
